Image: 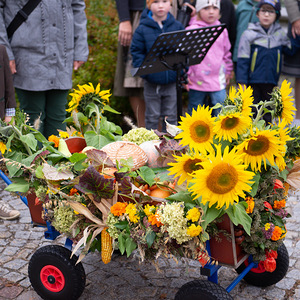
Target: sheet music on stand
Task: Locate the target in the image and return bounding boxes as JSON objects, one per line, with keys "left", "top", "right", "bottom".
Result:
{"left": 132, "top": 24, "right": 226, "bottom": 121}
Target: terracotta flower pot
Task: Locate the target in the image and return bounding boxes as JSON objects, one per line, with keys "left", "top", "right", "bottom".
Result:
{"left": 65, "top": 137, "right": 87, "bottom": 153}
{"left": 26, "top": 191, "right": 46, "bottom": 226}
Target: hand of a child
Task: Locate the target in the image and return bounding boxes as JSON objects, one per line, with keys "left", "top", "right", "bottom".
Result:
{"left": 73, "top": 61, "right": 85, "bottom": 71}
{"left": 119, "top": 21, "right": 133, "bottom": 47}
{"left": 9, "top": 60, "right": 16, "bottom": 74}
{"left": 183, "top": 3, "right": 197, "bottom": 17}
{"left": 292, "top": 19, "right": 300, "bottom": 39}
{"left": 4, "top": 116, "right": 13, "bottom": 124}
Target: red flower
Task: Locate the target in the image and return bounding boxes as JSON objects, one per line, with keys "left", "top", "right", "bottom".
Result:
{"left": 263, "top": 257, "right": 277, "bottom": 272}
{"left": 265, "top": 249, "right": 278, "bottom": 259}
{"left": 273, "top": 179, "right": 284, "bottom": 190}
{"left": 264, "top": 201, "right": 273, "bottom": 211}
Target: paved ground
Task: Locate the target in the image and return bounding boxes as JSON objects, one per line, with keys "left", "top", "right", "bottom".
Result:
{"left": 0, "top": 178, "right": 299, "bottom": 300}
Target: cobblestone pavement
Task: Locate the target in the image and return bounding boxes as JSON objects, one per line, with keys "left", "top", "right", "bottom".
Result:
{"left": 0, "top": 178, "right": 299, "bottom": 300}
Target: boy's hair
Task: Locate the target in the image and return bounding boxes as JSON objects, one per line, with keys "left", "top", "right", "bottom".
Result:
{"left": 257, "top": 0, "right": 281, "bottom": 20}
{"left": 195, "top": 0, "right": 220, "bottom": 12}
{"left": 146, "top": 0, "right": 172, "bottom": 9}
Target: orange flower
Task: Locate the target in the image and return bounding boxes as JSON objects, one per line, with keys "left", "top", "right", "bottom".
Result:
{"left": 273, "top": 199, "right": 286, "bottom": 209}
{"left": 69, "top": 188, "right": 79, "bottom": 196}
{"left": 148, "top": 213, "right": 162, "bottom": 227}
{"left": 271, "top": 226, "right": 283, "bottom": 241}
{"left": 245, "top": 196, "right": 254, "bottom": 214}
{"left": 48, "top": 135, "right": 60, "bottom": 148}
{"left": 111, "top": 202, "right": 128, "bottom": 216}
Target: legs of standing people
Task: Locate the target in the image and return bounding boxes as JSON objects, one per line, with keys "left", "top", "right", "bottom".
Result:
{"left": 143, "top": 81, "right": 162, "bottom": 131}
{"left": 187, "top": 89, "right": 207, "bottom": 115}
{"left": 129, "top": 96, "right": 146, "bottom": 127}
{"left": 251, "top": 83, "right": 275, "bottom": 124}
{"left": 16, "top": 88, "right": 68, "bottom": 138}
{"left": 209, "top": 89, "right": 226, "bottom": 117}
{"left": 160, "top": 82, "right": 177, "bottom": 132}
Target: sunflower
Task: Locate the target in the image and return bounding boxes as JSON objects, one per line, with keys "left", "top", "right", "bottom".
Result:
{"left": 224, "top": 84, "right": 253, "bottom": 119}
{"left": 188, "top": 145, "right": 255, "bottom": 209}
{"left": 272, "top": 80, "right": 296, "bottom": 125}
{"left": 176, "top": 106, "right": 215, "bottom": 154}
{"left": 168, "top": 152, "right": 207, "bottom": 185}
{"left": 67, "top": 83, "right": 111, "bottom": 113}
{"left": 236, "top": 128, "right": 286, "bottom": 172}
{"left": 214, "top": 112, "right": 251, "bottom": 142}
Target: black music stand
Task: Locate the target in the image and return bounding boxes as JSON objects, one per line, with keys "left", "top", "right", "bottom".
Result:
{"left": 132, "top": 24, "right": 226, "bottom": 121}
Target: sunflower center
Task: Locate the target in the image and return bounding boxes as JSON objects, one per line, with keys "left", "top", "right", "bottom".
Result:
{"left": 191, "top": 121, "right": 211, "bottom": 142}
{"left": 245, "top": 136, "right": 269, "bottom": 156}
{"left": 184, "top": 159, "right": 203, "bottom": 173}
{"left": 206, "top": 163, "right": 238, "bottom": 194}
{"left": 222, "top": 117, "right": 238, "bottom": 129}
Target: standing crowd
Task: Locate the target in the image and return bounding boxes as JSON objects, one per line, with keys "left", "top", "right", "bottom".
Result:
{"left": 0, "top": 0, "right": 300, "bottom": 218}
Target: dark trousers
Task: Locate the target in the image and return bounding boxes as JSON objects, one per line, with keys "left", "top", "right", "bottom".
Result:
{"left": 251, "top": 83, "right": 275, "bottom": 124}
{"left": 16, "top": 88, "right": 68, "bottom": 138}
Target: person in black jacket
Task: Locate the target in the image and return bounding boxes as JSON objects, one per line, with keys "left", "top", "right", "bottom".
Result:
{"left": 131, "top": 0, "right": 184, "bottom": 131}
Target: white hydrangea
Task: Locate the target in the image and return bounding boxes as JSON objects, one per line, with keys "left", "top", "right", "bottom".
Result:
{"left": 158, "top": 202, "right": 192, "bottom": 244}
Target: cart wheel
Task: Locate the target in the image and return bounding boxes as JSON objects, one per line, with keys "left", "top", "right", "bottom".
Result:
{"left": 175, "top": 279, "right": 233, "bottom": 300}
{"left": 236, "top": 244, "right": 289, "bottom": 287}
{"left": 28, "top": 245, "right": 86, "bottom": 300}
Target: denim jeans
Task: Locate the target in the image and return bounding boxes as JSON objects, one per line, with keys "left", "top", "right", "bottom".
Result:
{"left": 188, "top": 89, "right": 226, "bottom": 116}
{"left": 16, "top": 88, "right": 68, "bottom": 138}
{"left": 143, "top": 81, "right": 177, "bottom": 132}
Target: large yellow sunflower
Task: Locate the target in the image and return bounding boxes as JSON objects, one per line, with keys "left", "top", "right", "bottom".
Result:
{"left": 176, "top": 106, "right": 215, "bottom": 154}
{"left": 236, "top": 128, "right": 286, "bottom": 172}
{"left": 67, "top": 83, "right": 111, "bottom": 113}
{"left": 168, "top": 152, "right": 207, "bottom": 185}
{"left": 188, "top": 145, "right": 255, "bottom": 209}
{"left": 272, "top": 80, "right": 296, "bottom": 125}
{"left": 214, "top": 112, "right": 251, "bottom": 142}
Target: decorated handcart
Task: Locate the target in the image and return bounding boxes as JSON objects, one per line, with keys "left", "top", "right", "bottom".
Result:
{"left": 0, "top": 81, "right": 299, "bottom": 300}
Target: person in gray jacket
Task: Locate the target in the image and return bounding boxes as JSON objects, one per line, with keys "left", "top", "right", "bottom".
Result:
{"left": 0, "top": 0, "right": 89, "bottom": 138}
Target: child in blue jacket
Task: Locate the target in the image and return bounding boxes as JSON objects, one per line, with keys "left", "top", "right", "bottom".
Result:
{"left": 130, "top": 0, "right": 184, "bottom": 131}
{"left": 236, "top": 0, "right": 294, "bottom": 123}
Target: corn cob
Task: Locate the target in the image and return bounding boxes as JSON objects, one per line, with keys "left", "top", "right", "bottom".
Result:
{"left": 101, "top": 227, "right": 112, "bottom": 264}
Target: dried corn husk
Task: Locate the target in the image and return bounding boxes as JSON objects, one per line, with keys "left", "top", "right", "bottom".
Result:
{"left": 101, "top": 141, "right": 148, "bottom": 170}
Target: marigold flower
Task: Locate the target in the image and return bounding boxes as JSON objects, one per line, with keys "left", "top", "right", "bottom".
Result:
{"left": 48, "top": 135, "right": 60, "bottom": 148}
{"left": 125, "top": 203, "right": 140, "bottom": 223}
{"left": 148, "top": 213, "right": 162, "bottom": 227}
{"left": 144, "top": 204, "right": 156, "bottom": 217}
{"left": 245, "top": 196, "right": 255, "bottom": 214}
{"left": 186, "top": 224, "right": 202, "bottom": 237}
{"left": 59, "top": 131, "right": 70, "bottom": 139}
{"left": 271, "top": 226, "right": 283, "bottom": 241}
{"left": 111, "top": 202, "right": 128, "bottom": 216}
{"left": 273, "top": 199, "right": 286, "bottom": 209}
{"left": 69, "top": 188, "right": 79, "bottom": 196}
{"left": 186, "top": 207, "right": 201, "bottom": 222}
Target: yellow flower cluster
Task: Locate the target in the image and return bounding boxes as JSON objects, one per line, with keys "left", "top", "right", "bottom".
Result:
{"left": 125, "top": 203, "right": 140, "bottom": 223}
{"left": 186, "top": 207, "right": 201, "bottom": 222}
{"left": 187, "top": 224, "right": 202, "bottom": 237}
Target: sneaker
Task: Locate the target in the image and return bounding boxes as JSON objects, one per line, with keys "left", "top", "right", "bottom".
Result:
{"left": 0, "top": 203, "right": 20, "bottom": 220}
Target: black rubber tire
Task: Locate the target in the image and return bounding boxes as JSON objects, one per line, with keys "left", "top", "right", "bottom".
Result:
{"left": 236, "top": 244, "right": 289, "bottom": 287}
{"left": 175, "top": 279, "right": 233, "bottom": 300}
{"left": 28, "top": 245, "right": 86, "bottom": 300}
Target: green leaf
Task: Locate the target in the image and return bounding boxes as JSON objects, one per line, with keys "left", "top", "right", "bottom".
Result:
{"left": 20, "top": 133, "right": 38, "bottom": 151}
{"left": 200, "top": 203, "right": 224, "bottom": 231}
{"left": 125, "top": 237, "right": 137, "bottom": 257}
{"left": 69, "top": 152, "right": 87, "bottom": 163}
{"left": 103, "top": 104, "right": 120, "bottom": 114}
{"left": 137, "top": 166, "right": 156, "bottom": 186}
{"left": 226, "top": 202, "right": 252, "bottom": 235}
{"left": 146, "top": 231, "right": 156, "bottom": 248}
{"left": 5, "top": 178, "right": 29, "bottom": 193}
{"left": 167, "top": 191, "right": 194, "bottom": 204}
{"left": 84, "top": 131, "right": 112, "bottom": 149}
{"left": 118, "top": 233, "right": 126, "bottom": 255}
{"left": 35, "top": 165, "right": 44, "bottom": 179}
{"left": 114, "top": 220, "right": 129, "bottom": 230}
{"left": 249, "top": 172, "right": 260, "bottom": 197}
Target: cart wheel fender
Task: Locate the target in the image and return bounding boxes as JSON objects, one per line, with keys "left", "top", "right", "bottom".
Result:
{"left": 175, "top": 279, "right": 233, "bottom": 300}
{"left": 235, "top": 243, "right": 289, "bottom": 287}
{"left": 28, "top": 245, "right": 86, "bottom": 300}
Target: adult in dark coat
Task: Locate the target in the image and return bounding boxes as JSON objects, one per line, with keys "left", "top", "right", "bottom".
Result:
{"left": 0, "top": 44, "right": 16, "bottom": 122}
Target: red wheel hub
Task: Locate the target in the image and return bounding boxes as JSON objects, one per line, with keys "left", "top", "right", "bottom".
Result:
{"left": 40, "top": 265, "right": 65, "bottom": 292}
{"left": 244, "top": 259, "right": 266, "bottom": 273}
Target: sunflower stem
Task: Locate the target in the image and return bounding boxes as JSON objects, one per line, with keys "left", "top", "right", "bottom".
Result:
{"left": 252, "top": 100, "right": 274, "bottom": 125}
